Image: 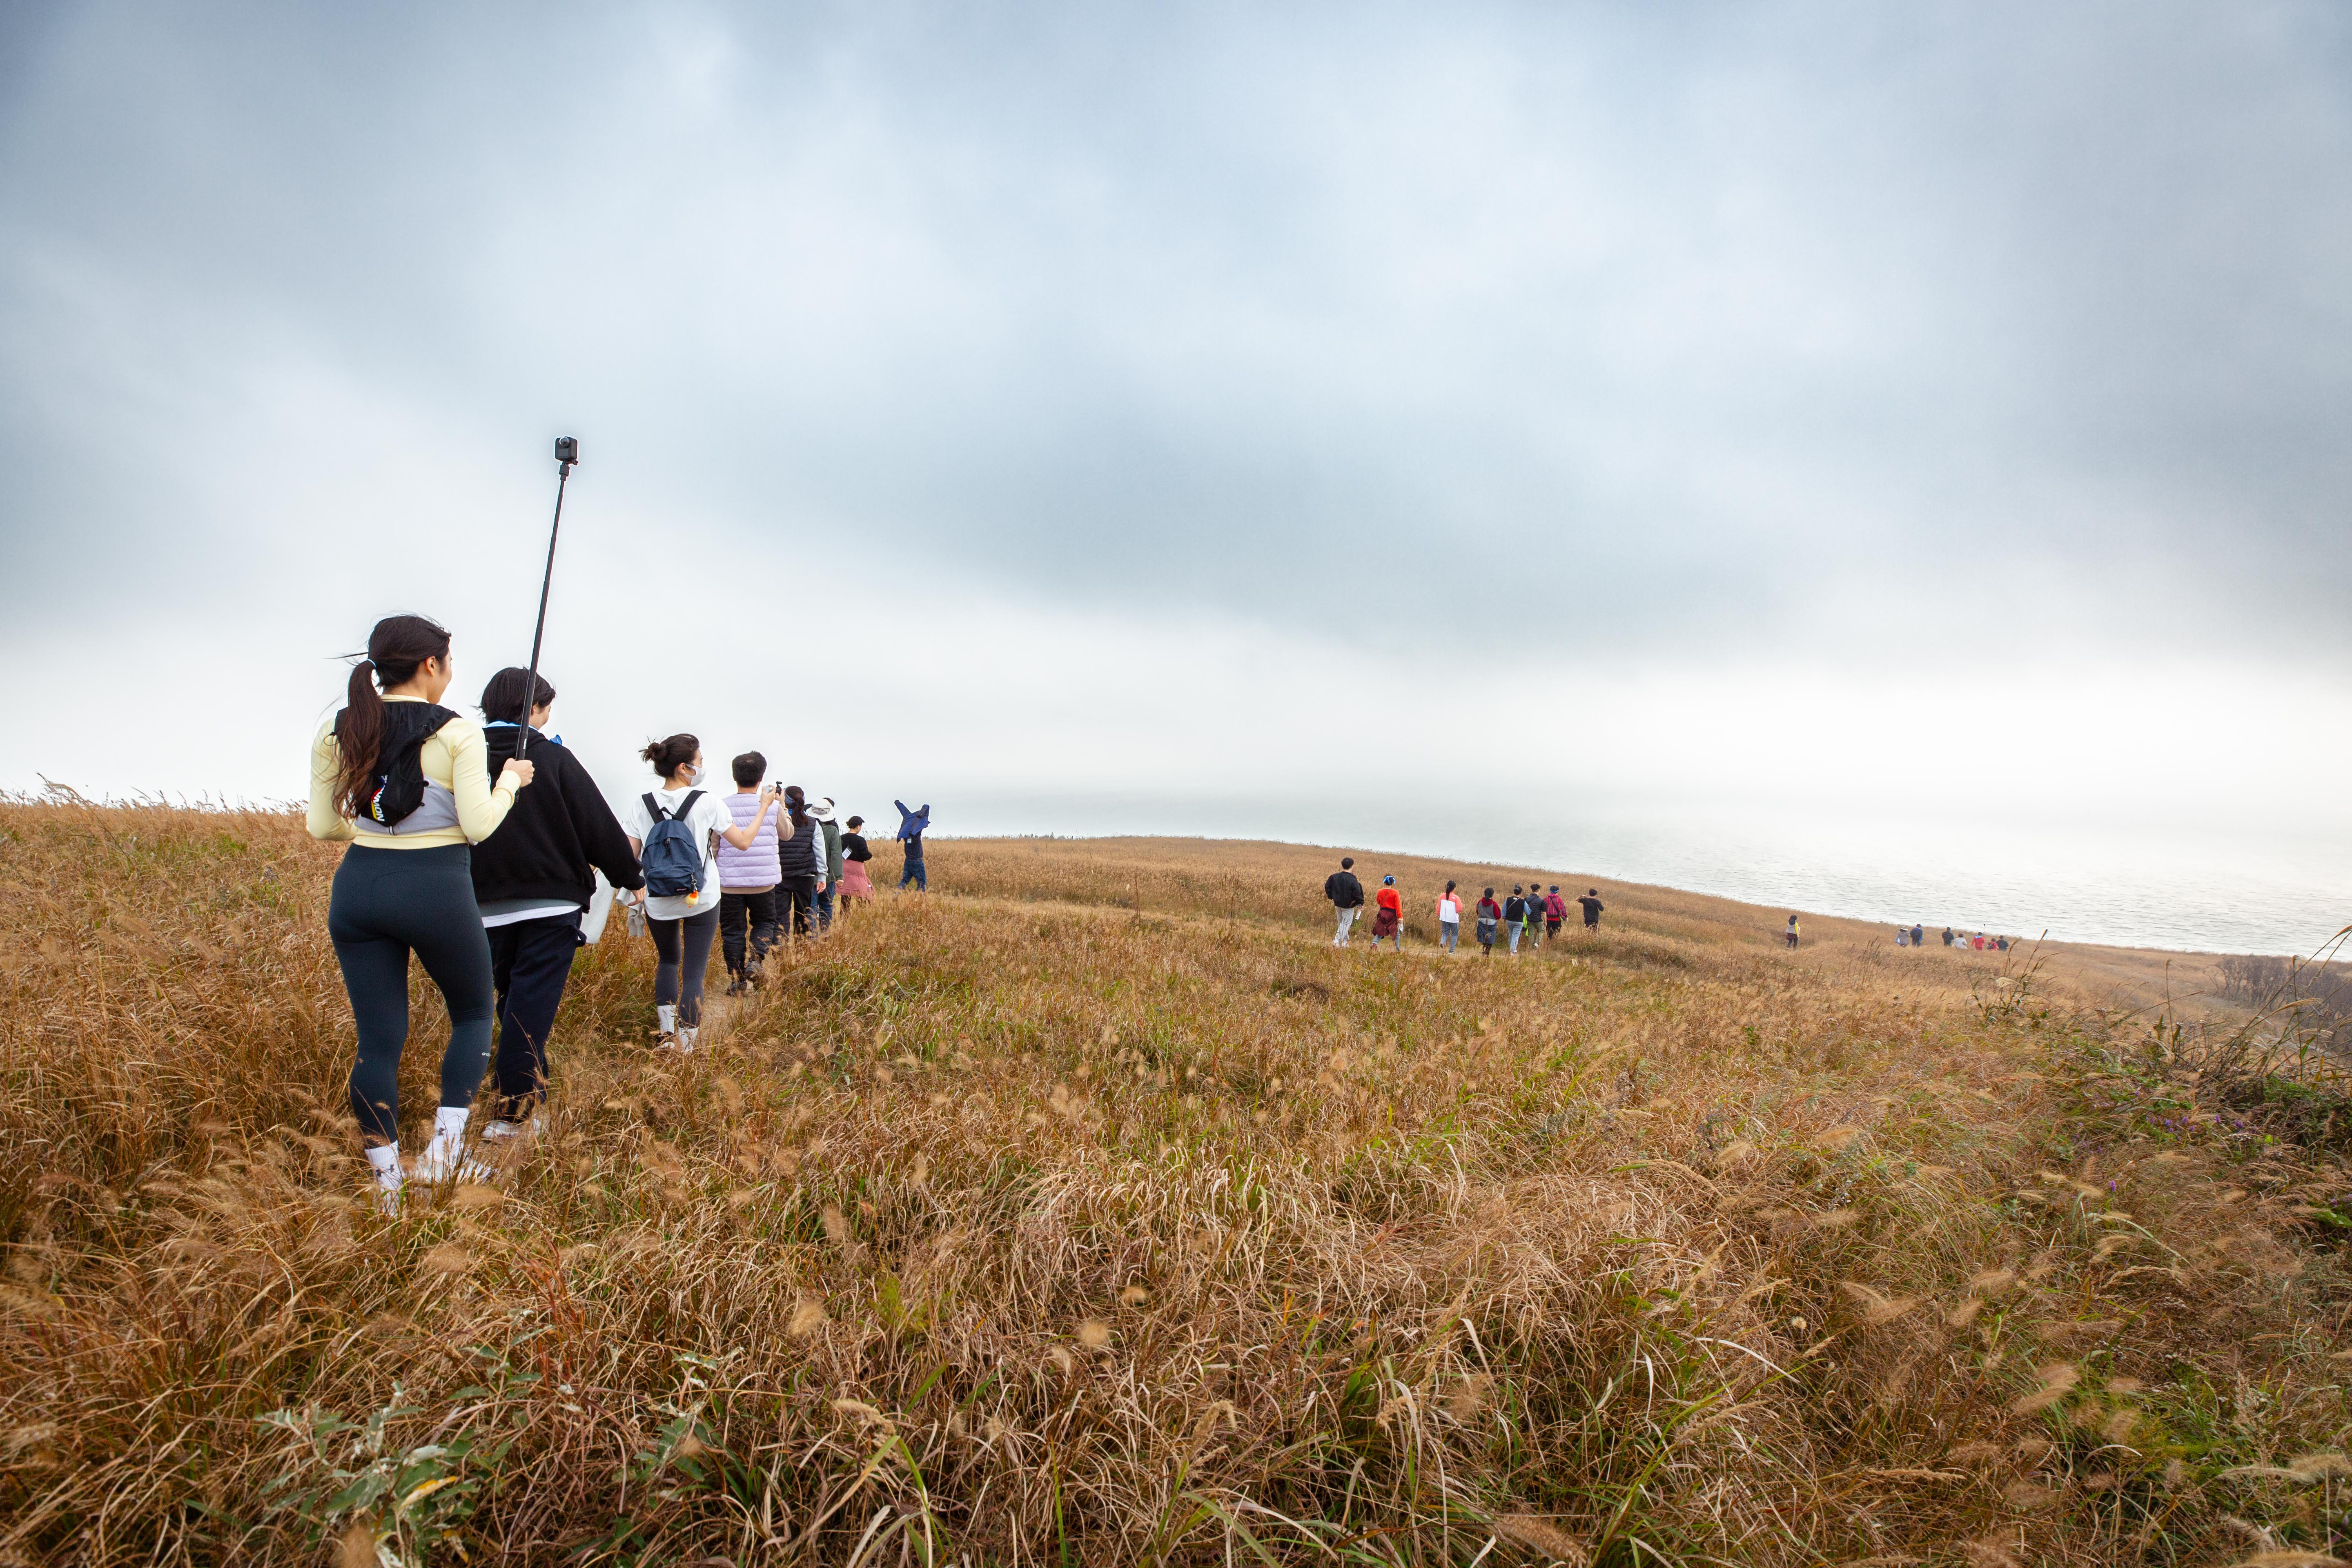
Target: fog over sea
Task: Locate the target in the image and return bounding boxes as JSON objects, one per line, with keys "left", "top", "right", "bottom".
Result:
{"left": 943, "top": 791, "right": 2352, "bottom": 958}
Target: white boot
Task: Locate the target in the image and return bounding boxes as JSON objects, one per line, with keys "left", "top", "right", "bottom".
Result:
{"left": 365, "top": 1142, "right": 404, "bottom": 1214}
{"left": 416, "top": 1106, "right": 493, "bottom": 1183}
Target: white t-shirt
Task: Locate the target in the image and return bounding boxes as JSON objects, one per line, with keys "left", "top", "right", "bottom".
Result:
{"left": 624, "top": 785, "right": 734, "bottom": 922}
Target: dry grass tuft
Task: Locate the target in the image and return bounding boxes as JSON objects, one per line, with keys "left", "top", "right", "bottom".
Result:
{"left": 3, "top": 805, "right": 2352, "bottom": 1563}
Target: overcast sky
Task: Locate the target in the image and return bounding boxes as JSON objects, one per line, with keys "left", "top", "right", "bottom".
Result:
{"left": 3, "top": 1, "right": 2350, "bottom": 919}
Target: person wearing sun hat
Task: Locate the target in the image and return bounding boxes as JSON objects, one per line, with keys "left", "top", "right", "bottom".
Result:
{"left": 808, "top": 797, "right": 844, "bottom": 931}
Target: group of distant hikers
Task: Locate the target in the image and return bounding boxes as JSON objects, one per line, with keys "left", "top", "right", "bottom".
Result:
{"left": 306, "top": 613, "right": 933, "bottom": 1208}
{"left": 1321, "top": 856, "right": 1604, "bottom": 956}
{"left": 1316, "top": 860, "right": 2007, "bottom": 960}
{"left": 1896, "top": 924, "right": 2013, "bottom": 952}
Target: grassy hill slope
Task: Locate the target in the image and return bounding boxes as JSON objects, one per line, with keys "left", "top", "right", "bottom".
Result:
{"left": 3, "top": 804, "right": 2350, "bottom": 1565}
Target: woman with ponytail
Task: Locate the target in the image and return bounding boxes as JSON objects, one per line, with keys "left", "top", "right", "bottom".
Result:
{"left": 307, "top": 614, "right": 535, "bottom": 1209}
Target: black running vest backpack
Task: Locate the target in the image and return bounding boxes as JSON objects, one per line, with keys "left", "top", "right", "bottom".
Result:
{"left": 336, "top": 702, "right": 459, "bottom": 826}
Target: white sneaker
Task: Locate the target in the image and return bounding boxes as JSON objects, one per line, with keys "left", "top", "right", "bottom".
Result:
{"left": 366, "top": 1144, "right": 404, "bottom": 1213}
{"left": 478, "top": 1117, "right": 544, "bottom": 1143}
{"left": 415, "top": 1135, "right": 496, "bottom": 1185}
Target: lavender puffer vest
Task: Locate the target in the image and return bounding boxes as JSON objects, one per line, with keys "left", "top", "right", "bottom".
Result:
{"left": 716, "top": 794, "right": 780, "bottom": 887}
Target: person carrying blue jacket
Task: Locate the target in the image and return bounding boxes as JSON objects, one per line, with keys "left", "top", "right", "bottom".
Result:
{"left": 895, "top": 800, "right": 931, "bottom": 892}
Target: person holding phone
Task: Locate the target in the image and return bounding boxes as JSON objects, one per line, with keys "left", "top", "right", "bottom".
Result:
{"left": 715, "top": 751, "right": 784, "bottom": 992}
{"left": 778, "top": 785, "right": 829, "bottom": 936}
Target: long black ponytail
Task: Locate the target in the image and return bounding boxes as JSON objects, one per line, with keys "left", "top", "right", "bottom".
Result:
{"left": 334, "top": 614, "right": 452, "bottom": 818}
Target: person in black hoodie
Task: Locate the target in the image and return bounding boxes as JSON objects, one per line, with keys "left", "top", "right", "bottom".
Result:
{"left": 470, "top": 668, "right": 643, "bottom": 1138}
{"left": 1323, "top": 856, "right": 1365, "bottom": 947}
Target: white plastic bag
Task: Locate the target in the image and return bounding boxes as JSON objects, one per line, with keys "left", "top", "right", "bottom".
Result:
{"left": 582, "top": 870, "right": 616, "bottom": 945}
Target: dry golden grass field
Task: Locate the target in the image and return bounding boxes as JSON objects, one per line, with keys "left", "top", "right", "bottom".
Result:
{"left": 5, "top": 802, "right": 2352, "bottom": 1566}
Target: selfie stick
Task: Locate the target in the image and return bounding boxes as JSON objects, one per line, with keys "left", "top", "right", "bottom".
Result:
{"left": 517, "top": 435, "right": 578, "bottom": 760}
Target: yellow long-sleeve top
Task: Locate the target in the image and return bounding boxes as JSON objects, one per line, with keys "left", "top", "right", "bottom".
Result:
{"left": 307, "top": 695, "right": 518, "bottom": 848}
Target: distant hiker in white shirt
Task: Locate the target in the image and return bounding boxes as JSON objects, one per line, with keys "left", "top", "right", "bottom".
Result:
{"left": 1436, "top": 880, "right": 1463, "bottom": 954}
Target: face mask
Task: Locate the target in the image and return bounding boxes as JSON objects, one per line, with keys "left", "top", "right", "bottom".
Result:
{"left": 688, "top": 764, "right": 706, "bottom": 786}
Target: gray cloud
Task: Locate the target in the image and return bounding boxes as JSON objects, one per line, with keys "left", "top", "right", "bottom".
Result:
{"left": 4, "top": 0, "right": 2351, "bottom": 659}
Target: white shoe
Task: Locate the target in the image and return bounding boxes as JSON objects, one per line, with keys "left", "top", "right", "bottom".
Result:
{"left": 478, "top": 1116, "right": 544, "bottom": 1143}
{"left": 415, "top": 1135, "right": 496, "bottom": 1185}
{"left": 365, "top": 1144, "right": 404, "bottom": 1213}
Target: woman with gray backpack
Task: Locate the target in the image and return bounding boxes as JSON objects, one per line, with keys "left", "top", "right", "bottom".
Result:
{"left": 620, "top": 733, "right": 782, "bottom": 1051}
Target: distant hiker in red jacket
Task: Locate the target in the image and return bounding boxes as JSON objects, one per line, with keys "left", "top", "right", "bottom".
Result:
{"left": 1371, "top": 874, "right": 1404, "bottom": 952}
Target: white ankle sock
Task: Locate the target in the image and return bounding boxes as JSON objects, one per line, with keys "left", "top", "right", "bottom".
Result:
{"left": 677, "top": 1025, "right": 698, "bottom": 1051}
{"left": 365, "top": 1143, "right": 403, "bottom": 1186}
{"left": 433, "top": 1106, "right": 469, "bottom": 1143}
{"left": 657, "top": 1004, "right": 677, "bottom": 1033}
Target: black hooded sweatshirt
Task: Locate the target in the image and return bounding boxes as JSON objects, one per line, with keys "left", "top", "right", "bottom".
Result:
{"left": 471, "top": 726, "right": 644, "bottom": 907}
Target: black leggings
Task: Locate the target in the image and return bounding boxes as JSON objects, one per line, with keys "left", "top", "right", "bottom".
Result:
{"left": 328, "top": 843, "right": 496, "bottom": 1143}
{"left": 650, "top": 906, "right": 720, "bottom": 1026}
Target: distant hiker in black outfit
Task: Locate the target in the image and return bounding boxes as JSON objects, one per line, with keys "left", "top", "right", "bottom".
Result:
{"left": 1911, "top": 922, "right": 1924, "bottom": 948}
{"left": 1577, "top": 888, "right": 1604, "bottom": 932}
{"left": 1324, "top": 856, "right": 1365, "bottom": 946}
{"left": 470, "top": 667, "right": 643, "bottom": 1140}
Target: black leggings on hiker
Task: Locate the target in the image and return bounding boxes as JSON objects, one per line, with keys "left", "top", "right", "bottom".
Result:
{"left": 327, "top": 843, "right": 495, "bottom": 1143}
{"left": 487, "top": 912, "right": 581, "bottom": 1121}
{"left": 650, "top": 906, "right": 720, "bottom": 1027}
